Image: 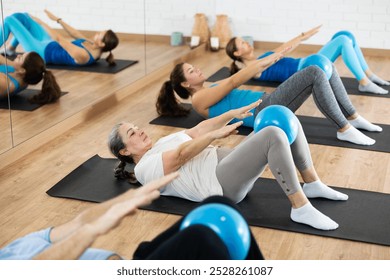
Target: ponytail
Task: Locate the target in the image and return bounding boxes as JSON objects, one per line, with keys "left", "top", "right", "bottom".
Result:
{"left": 105, "top": 51, "right": 116, "bottom": 66}
{"left": 102, "top": 29, "right": 119, "bottom": 66}
{"left": 230, "top": 61, "right": 240, "bottom": 75}
{"left": 29, "top": 70, "right": 61, "bottom": 104}
{"left": 21, "top": 52, "right": 61, "bottom": 104}
{"left": 114, "top": 156, "right": 138, "bottom": 184}
{"left": 225, "top": 37, "right": 243, "bottom": 75}
{"left": 156, "top": 80, "right": 190, "bottom": 117}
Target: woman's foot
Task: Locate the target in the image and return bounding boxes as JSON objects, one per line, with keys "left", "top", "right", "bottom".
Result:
{"left": 349, "top": 115, "right": 382, "bottom": 132}
{"left": 369, "top": 74, "right": 390, "bottom": 86}
{"left": 303, "top": 180, "right": 348, "bottom": 200}
{"left": 291, "top": 202, "right": 339, "bottom": 230}
{"left": 337, "top": 126, "right": 375, "bottom": 145}
{"left": 359, "top": 81, "right": 388, "bottom": 94}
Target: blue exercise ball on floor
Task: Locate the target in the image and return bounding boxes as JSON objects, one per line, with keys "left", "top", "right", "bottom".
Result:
{"left": 254, "top": 105, "right": 299, "bottom": 144}
{"left": 180, "top": 203, "right": 251, "bottom": 260}
{"left": 300, "top": 54, "right": 333, "bottom": 80}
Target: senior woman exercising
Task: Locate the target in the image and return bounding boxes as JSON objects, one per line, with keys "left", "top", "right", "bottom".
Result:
{"left": 156, "top": 52, "right": 381, "bottom": 146}
{"left": 0, "top": 10, "right": 119, "bottom": 66}
{"left": 109, "top": 102, "right": 348, "bottom": 231}
{"left": 226, "top": 25, "right": 388, "bottom": 94}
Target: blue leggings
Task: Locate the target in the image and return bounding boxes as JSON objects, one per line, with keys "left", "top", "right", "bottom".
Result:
{"left": 318, "top": 31, "right": 369, "bottom": 81}
{"left": 0, "top": 13, "right": 52, "bottom": 59}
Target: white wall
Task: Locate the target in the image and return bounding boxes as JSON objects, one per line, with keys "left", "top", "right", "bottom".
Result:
{"left": 3, "top": 0, "right": 390, "bottom": 49}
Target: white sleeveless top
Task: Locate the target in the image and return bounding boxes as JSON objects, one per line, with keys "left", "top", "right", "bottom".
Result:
{"left": 134, "top": 130, "right": 223, "bottom": 202}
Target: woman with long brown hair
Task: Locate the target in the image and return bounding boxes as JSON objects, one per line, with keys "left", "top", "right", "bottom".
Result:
{"left": 0, "top": 51, "right": 61, "bottom": 104}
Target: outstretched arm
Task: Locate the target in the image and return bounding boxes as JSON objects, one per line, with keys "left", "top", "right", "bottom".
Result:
{"left": 272, "top": 25, "right": 322, "bottom": 54}
{"left": 162, "top": 101, "right": 260, "bottom": 174}
{"left": 187, "top": 100, "right": 260, "bottom": 138}
{"left": 192, "top": 51, "right": 284, "bottom": 114}
{"left": 44, "top": 9, "right": 87, "bottom": 40}
{"left": 34, "top": 173, "right": 178, "bottom": 260}
{"left": 162, "top": 121, "right": 243, "bottom": 174}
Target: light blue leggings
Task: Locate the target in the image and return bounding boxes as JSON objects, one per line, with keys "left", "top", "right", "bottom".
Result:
{"left": 0, "top": 13, "right": 52, "bottom": 59}
{"left": 317, "top": 30, "right": 369, "bottom": 81}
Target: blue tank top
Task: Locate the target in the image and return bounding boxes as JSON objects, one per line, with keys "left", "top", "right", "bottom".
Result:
{"left": 208, "top": 86, "right": 264, "bottom": 128}
{"left": 44, "top": 39, "right": 95, "bottom": 66}
{"left": 0, "top": 65, "right": 26, "bottom": 95}
{"left": 256, "top": 52, "right": 301, "bottom": 82}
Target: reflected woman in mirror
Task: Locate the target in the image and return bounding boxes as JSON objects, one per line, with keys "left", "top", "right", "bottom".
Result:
{"left": 0, "top": 51, "right": 61, "bottom": 104}
{"left": 0, "top": 10, "right": 119, "bottom": 67}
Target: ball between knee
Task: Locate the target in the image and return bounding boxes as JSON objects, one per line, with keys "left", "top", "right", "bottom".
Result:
{"left": 254, "top": 105, "right": 299, "bottom": 145}
{"left": 300, "top": 54, "right": 333, "bottom": 80}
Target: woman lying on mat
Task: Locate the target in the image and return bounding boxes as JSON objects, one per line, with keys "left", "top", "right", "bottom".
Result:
{"left": 0, "top": 50, "right": 61, "bottom": 104}
{"left": 156, "top": 55, "right": 381, "bottom": 146}
{"left": 0, "top": 10, "right": 119, "bottom": 66}
{"left": 226, "top": 25, "right": 389, "bottom": 94}
{"left": 109, "top": 102, "right": 348, "bottom": 231}
{"left": 0, "top": 173, "right": 263, "bottom": 260}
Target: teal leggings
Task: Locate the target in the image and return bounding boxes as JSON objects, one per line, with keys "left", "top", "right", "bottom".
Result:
{"left": 0, "top": 13, "right": 52, "bottom": 59}
{"left": 318, "top": 30, "right": 369, "bottom": 81}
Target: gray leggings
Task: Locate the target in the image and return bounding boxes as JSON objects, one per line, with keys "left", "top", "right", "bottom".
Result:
{"left": 215, "top": 123, "right": 312, "bottom": 203}
{"left": 255, "top": 65, "right": 356, "bottom": 129}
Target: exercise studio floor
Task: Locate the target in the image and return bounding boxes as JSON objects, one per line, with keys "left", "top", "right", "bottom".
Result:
{"left": 0, "top": 39, "right": 389, "bottom": 260}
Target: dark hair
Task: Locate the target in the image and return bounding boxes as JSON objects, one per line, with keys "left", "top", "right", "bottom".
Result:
{"left": 225, "top": 37, "right": 243, "bottom": 75}
{"left": 108, "top": 123, "right": 138, "bottom": 184}
{"left": 22, "top": 52, "right": 62, "bottom": 104}
{"left": 102, "top": 30, "right": 119, "bottom": 66}
{"left": 156, "top": 63, "right": 192, "bottom": 117}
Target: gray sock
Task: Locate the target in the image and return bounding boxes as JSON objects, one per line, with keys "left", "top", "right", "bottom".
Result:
{"left": 359, "top": 81, "right": 388, "bottom": 94}
{"left": 369, "top": 74, "right": 390, "bottom": 86}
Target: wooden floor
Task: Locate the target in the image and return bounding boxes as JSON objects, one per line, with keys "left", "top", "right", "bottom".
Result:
{"left": 0, "top": 40, "right": 389, "bottom": 260}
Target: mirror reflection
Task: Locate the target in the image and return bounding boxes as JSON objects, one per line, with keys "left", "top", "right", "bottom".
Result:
{"left": 1, "top": 2, "right": 147, "bottom": 147}
{"left": 1, "top": 0, "right": 218, "bottom": 152}
{"left": 0, "top": 5, "right": 13, "bottom": 154}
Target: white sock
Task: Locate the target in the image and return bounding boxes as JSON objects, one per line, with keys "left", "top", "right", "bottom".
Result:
{"left": 290, "top": 202, "right": 339, "bottom": 230}
{"left": 337, "top": 126, "right": 375, "bottom": 146}
{"left": 349, "top": 115, "right": 382, "bottom": 132}
{"left": 359, "top": 81, "right": 388, "bottom": 94}
{"left": 303, "top": 180, "right": 348, "bottom": 200}
{"left": 369, "top": 74, "right": 390, "bottom": 86}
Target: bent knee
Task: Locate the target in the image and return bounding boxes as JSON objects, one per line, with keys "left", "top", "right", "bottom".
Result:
{"left": 332, "top": 32, "right": 355, "bottom": 46}
{"left": 257, "top": 126, "right": 290, "bottom": 145}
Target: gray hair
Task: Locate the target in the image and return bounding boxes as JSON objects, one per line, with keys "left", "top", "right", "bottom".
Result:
{"left": 108, "top": 122, "right": 125, "bottom": 158}
{"left": 108, "top": 122, "right": 138, "bottom": 184}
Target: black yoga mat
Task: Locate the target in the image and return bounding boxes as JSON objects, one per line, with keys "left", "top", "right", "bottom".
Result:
{"left": 46, "top": 154, "right": 390, "bottom": 246}
{"left": 1, "top": 54, "right": 138, "bottom": 74}
{"left": 46, "top": 59, "right": 138, "bottom": 74}
{"left": 207, "top": 67, "right": 390, "bottom": 98}
{"left": 0, "top": 89, "right": 68, "bottom": 111}
{"left": 149, "top": 104, "right": 390, "bottom": 153}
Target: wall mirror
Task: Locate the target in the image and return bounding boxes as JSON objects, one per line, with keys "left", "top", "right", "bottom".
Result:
{"left": 1, "top": 0, "right": 220, "bottom": 154}
{"left": 1, "top": 1, "right": 147, "bottom": 149}
{"left": 0, "top": 3, "right": 13, "bottom": 155}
